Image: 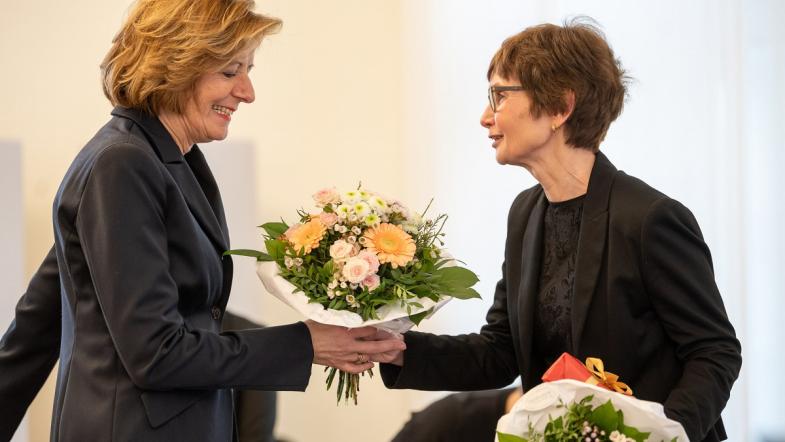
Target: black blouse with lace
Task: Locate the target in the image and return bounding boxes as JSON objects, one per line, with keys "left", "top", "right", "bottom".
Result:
{"left": 533, "top": 194, "right": 585, "bottom": 368}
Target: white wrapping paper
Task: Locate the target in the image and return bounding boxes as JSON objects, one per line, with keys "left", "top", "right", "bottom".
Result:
{"left": 496, "top": 379, "right": 689, "bottom": 441}
{"left": 256, "top": 261, "right": 451, "bottom": 334}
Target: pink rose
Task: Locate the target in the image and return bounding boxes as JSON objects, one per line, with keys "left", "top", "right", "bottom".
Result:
{"left": 342, "top": 257, "right": 370, "bottom": 284}
{"left": 319, "top": 211, "right": 339, "bottom": 227}
{"left": 313, "top": 188, "right": 340, "bottom": 207}
{"left": 357, "top": 250, "right": 380, "bottom": 274}
{"left": 329, "top": 239, "right": 355, "bottom": 261}
{"left": 361, "top": 273, "right": 380, "bottom": 292}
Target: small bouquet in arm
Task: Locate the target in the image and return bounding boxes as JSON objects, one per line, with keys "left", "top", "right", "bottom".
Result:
{"left": 495, "top": 353, "right": 688, "bottom": 442}
{"left": 227, "top": 186, "right": 480, "bottom": 404}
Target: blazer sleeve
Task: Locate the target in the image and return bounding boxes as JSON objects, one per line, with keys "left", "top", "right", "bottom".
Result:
{"left": 379, "top": 192, "right": 529, "bottom": 391}
{"left": 0, "top": 246, "right": 61, "bottom": 440}
{"left": 380, "top": 266, "right": 519, "bottom": 391}
{"left": 74, "top": 144, "right": 313, "bottom": 391}
{"left": 640, "top": 197, "right": 742, "bottom": 441}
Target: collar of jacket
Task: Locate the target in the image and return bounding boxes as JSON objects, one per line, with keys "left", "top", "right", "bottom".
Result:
{"left": 110, "top": 106, "right": 191, "bottom": 164}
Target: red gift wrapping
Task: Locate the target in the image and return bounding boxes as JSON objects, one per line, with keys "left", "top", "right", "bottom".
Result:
{"left": 541, "top": 352, "right": 633, "bottom": 395}
{"left": 541, "top": 352, "right": 594, "bottom": 384}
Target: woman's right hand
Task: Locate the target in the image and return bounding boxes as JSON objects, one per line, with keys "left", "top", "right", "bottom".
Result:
{"left": 304, "top": 320, "right": 406, "bottom": 373}
{"left": 365, "top": 328, "right": 405, "bottom": 366}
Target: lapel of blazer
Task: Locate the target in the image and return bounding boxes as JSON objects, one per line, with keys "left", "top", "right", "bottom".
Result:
{"left": 571, "top": 151, "right": 616, "bottom": 353}
{"left": 517, "top": 191, "right": 547, "bottom": 379}
{"left": 111, "top": 107, "right": 229, "bottom": 253}
{"left": 184, "top": 146, "right": 231, "bottom": 247}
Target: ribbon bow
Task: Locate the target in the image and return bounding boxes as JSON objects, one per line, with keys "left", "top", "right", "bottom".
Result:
{"left": 584, "top": 357, "right": 633, "bottom": 396}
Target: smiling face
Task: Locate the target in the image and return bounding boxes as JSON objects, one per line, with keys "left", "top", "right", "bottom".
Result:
{"left": 177, "top": 46, "right": 257, "bottom": 145}
{"left": 480, "top": 73, "right": 556, "bottom": 167}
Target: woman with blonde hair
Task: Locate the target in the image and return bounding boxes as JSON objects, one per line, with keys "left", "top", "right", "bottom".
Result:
{"left": 0, "top": 1, "right": 404, "bottom": 440}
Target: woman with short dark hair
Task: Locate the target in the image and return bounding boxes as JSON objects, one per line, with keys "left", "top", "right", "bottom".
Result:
{"left": 376, "top": 19, "right": 741, "bottom": 442}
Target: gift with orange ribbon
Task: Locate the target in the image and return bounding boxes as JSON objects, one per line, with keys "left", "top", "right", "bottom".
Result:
{"left": 541, "top": 352, "right": 633, "bottom": 396}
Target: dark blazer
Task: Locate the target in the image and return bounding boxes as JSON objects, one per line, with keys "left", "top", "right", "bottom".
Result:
{"left": 391, "top": 388, "right": 513, "bottom": 442}
{"left": 381, "top": 152, "right": 741, "bottom": 442}
{"left": 0, "top": 249, "right": 280, "bottom": 442}
{"left": 42, "top": 107, "right": 312, "bottom": 441}
{"left": 0, "top": 247, "right": 61, "bottom": 442}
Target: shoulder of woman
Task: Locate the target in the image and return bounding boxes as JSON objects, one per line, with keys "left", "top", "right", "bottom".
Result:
{"left": 608, "top": 171, "right": 698, "bottom": 232}
{"left": 77, "top": 141, "right": 167, "bottom": 195}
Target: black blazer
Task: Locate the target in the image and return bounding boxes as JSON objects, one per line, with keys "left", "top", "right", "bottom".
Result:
{"left": 0, "top": 247, "right": 61, "bottom": 441}
{"left": 0, "top": 250, "right": 280, "bottom": 442}
{"left": 381, "top": 152, "right": 741, "bottom": 442}
{"left": 36, "top": 107, "right": 312, "bottom": 441}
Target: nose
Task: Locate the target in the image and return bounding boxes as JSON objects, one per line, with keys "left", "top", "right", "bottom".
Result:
{"left": 234, "top": 73, "right": 255, "bottom": 104}
{"left": 480, "top": 104, "right": 494, "bottom": 129}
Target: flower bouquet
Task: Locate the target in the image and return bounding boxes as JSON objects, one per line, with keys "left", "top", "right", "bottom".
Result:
{"left": 227, "top": 186, "right": 480, "bottom": 404}
{"left": 495, "top": 354, "right": 688, "bottom": 442}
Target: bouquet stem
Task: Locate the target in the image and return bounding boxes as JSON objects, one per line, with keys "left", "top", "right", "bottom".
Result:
{"left": 325, "top": 367, "right": 374, "bottom": 405}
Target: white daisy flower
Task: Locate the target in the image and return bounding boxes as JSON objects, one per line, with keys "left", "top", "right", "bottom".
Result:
{"left": 342, "top": 190, "right": 361, "bottom": 203}
{"left": 336, "top": 203, "right": 352, "bottom": 218}
{"left": 369, "top": 196, "right": 389, "bottom": 213}
{"left": 363, "top": 213, "right": 380, "bottom": 227}
{"left": 353, "top": 202, "right": 371, "bottom": 217}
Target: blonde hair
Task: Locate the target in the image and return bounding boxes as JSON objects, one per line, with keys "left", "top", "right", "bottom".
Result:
{"left": 101, "top": 0, "right": 281, "bottom": 115}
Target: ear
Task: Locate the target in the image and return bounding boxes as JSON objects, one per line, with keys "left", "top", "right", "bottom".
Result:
{"left": 552, "top": 90, "right": 575, "bottom": 129}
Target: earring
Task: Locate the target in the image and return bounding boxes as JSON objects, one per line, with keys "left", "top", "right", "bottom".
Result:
{"left": 551, "top": 123, "right": 558, "bottom": 132}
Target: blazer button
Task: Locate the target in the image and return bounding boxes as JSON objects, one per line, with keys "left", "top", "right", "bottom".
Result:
{"left": 211, "top": 307, "right": 222, "bottom": 320}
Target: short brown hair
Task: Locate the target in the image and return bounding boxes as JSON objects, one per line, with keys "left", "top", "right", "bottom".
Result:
{"left": 101, "top": 0, "right": 281, "bottom": 115}
{"left": 488, "top": 18, "right": 628, "bottom": 151}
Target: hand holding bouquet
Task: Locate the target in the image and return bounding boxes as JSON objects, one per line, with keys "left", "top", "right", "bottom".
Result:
{"left": 227, "top": 186, "right": 480, "bottom": 404}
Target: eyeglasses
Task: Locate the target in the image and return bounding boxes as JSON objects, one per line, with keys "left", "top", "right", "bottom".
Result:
{"left": 488, "top": 85, "right": 525, "bottom": 112}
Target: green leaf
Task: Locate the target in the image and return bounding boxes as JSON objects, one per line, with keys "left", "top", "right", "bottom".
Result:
{"left": 590, "top": 400, "right": 620, "bottom": 433}
{"left": 261, "top": 221, "right": 288, "bottom": 239}
{"left": 408, "top": 308, "right": 432, "bottom": 326}
{"left": 496, "top": 432, "right": 527, "bottom": 442}
{"left": 222, "top": 249, "right": 274, "bottom": 261}
{"left": 544, "top": 415, "right": 563, "bottom": 433}
{"left": 620, "top": 424, "right": 651, "bottom": 442}
{"left": 433, "top": 266, "right": 479, "bottom": 289}
{"left": 443, "top": 286, "right": 482, "bottom": 300}
{"left": 264, "top": 239, "right": 286, "bottom": 260}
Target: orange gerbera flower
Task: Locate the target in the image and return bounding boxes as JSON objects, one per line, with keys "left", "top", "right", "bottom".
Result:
{"left": 286, "top": 219, "right": 326, "bottom": 254}
{"left": 363, "top": 223, "right": 416, "bottom": 268}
